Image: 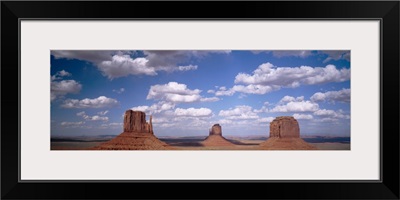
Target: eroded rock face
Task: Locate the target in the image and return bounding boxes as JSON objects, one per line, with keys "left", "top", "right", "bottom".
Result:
{"left": 209, "top": 124, "right": 222, "bottom": 135}
{"left": 90, "top": 110, "right": 171, "bottom": 150}
{"left": 270, "top": 116, "right": 300, "bottom": 138}
{"left": 123, "top": 110, "right": 153, "bottom": 134}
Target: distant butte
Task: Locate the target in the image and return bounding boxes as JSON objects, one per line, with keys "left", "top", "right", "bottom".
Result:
{"left": 91, "top": 110, "right": 171, "bottom": 150}
{"left": 259, "top": 116, "right": 317, "bottom": 150}
{"left": 202, "top": 124, "right": 235, "bottom": 146}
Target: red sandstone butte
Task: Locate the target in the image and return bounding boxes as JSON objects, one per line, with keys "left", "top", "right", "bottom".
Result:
{"left": 259, "top": 116, "right": 317, "bottom": 150}
{"left": 123, "top": 110, "right": 153, "bottom": 134}
{"left": 202, "top": 124, "right": 235, "bottom": 146}
{"left": 269, "top": 116, "right": 300, "bottom": 138}
{"left": 91, "top": 110, "right": 171, "bottom": 150}
{"left": 210, "top": 124, "right": 222, "bottom": 135}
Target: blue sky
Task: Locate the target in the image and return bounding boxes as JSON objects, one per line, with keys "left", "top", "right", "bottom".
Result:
{"left": 51, "top": 50, "right": 350, "bottom": 137}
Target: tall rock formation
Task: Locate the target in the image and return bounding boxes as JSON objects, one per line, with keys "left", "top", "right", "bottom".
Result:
{"left": 91, "top": 110, "right": 170, "bottom": 150}
{"left": 209, "top": 124, "right": 222, "bottom": 135}
{"left": 123, "top": 110, "right": 153, "bottom": 134}
{"left": 259, "top": 116, "right": 317, "bottom": 150}
{"left": 269, "top": 116, "right": 300, "bottom": 138}
{"left": 202, "top": 124, "right": 234, "bottom": 146}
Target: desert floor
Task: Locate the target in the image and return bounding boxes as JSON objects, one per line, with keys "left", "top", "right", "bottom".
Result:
{"left": 51, "top": 138, "right": 350, "bottom": 150}
{"left": 311, "top": 142, "right": 350, "bottom": 150}
{"left": 51, "top": 142, "right": 104, "bottom": 150}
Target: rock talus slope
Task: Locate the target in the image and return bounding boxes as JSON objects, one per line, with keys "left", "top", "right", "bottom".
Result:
{"left": 202, "top": 124, "right": 235, "bottom": 146}
{"left": 259, "top": 116, "right": 317, "bottom": 150}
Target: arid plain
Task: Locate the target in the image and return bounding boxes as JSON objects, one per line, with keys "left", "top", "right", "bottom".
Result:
{"left": 51, "top": 111, "right": 350, "bottom": 150}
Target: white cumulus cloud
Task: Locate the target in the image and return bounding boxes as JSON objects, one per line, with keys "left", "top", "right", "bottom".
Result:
{"left": 293, "top": 113, "right": 313, "bottom": 120}
{"left": 214, "top": 84, "right": 278, "bottom": 96}
{"left": 98, "top": 55, "right": 157, "bottom": 79}
{"left": 51, "top": 50, "right": 114, "bottom": 63}
{"left": 217, "top": 119, "right": 234, "bottom": 125}
{"left": 177, "top": 65, "right": 198, "bottom": 71}
{"left": 235, "top": 63, "right": 350, "bottom": 94}
{"left": 60, "top": 121, "right": 85, "bottom": 127}
{"left": 51, "top": 70, "right": 72, "bottom": 81}
{"left": 311, "top": 88, "right": 350, "bottom": 103}
{"left": 322, "top": 50, "right": 351, "bottom": 63}
{"left": 200, "top": 97, "right": 220, "bottom": 102}
{"left": 91, "top": 115, "right": 109, "bottom": 121}
{"left": 235, "top": 62, "right": 350, "bottom": 89}
{"left": 61, "top": 96, "right": 119, "bottom": 108}
{"left": 213, "top": 63, "right": 349, "bottom": 97}
{"left": 219, "top": 105, "right": 259, "bottom": 120}
{"left": 232, "top": 84, "right": 278, "bottom": 95}
{"left": 174, "top": 107, "right": 213, "bottom": 117}
{"left": 279, "top": 96, "right": 305, "bottom": 103}
{"left": 270, "top": 101, "right": 319, "bottom": 112}
{"left": 214, "top": 86, "right": 235, "bottom": 96}
{"left": 100, "top": 122, "right": 124, "bottom": 129}
{"left": 270, "top": 96, "right": 319, "bottom": 112}
{"left": 257, "top": 117, "right": 275, "bottom": 123}
{"left": 147, "top": 82, "right": 202, "bottom": 103}
{"left": 314, "top": 109, "right": 350, "bottom": 119}
{"left": 76, "top": 111, "right": 109, "bottom": 121}
{"left": 143, "top": 50, "right": 230, "bottom": 71}
{"left": 51, "top": 80, "right": 82, "bottom": 101}
{"left": 52, "top": 50, "right": 228, "bottom": 79}
{"left": 215, "top": 89, "right": 235, "bottom": 96}
{"left": 253, "top": 106, "right": 268, "bottom": 113}
{"left": 131, "top": 101, "right": 175, "bottom": 115}
{"left": 270, "top": 50, "right": 314, "bottom": 58}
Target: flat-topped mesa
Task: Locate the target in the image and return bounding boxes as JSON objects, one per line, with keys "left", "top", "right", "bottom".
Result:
{"left": 270, "top": 116, "right": 300, "bottom": 138}
{"left": 209, "top": 124, "right": 222, "bottom": 135}
{"left": 123, "top": 110, "right": 153, "bottom": 134}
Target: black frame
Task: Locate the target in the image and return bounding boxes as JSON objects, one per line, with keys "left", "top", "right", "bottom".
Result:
{"left": 2, "top": 1, "right": 399, "bottom": 199}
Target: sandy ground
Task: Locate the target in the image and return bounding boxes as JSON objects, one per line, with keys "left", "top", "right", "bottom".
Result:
{"left": 173, "top": 145, "right": 261, "bottom": 150}
{"left": 312, "top": 142, "right": 350, "bottom": 150}
{"left": 51, "top": 142, "right": 103, "bottom": 150}
{"left": 51, "top": 139, "right": 349, "bottom": 150}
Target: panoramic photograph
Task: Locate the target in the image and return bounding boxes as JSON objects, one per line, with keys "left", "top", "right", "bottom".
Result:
{"left": 50, "top": 50, "right": 350, "bottom": 150}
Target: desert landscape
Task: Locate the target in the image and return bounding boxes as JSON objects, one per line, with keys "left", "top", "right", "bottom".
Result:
{"left": 51, "top": 110, "right": 350, "bottom": 150}
{"left": 51, "top": 50, "right": 351, "bottom": 151}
